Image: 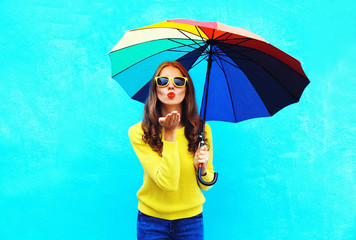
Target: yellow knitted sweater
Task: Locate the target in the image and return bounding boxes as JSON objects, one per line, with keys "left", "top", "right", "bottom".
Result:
{"left": 128, "top": 121, "right": 215, "bottom": 220}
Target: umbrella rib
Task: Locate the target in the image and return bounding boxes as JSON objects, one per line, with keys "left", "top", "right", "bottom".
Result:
{"left": 111, "top": 43, "right": 203, "bottom": 78}
{"left": 109, "top": 36, "right": 203, "bottom": 54}
{"left": 211, "top": 53, "right": 226, "bottom": 74}
{"left": 212, "top": 53, "right": 229, "bottom": 73}
{"left": 196, "top": 27, "right": 212, "bottom": 43}
{"left": 202, "top": 47, "right": 210, "bottom": 56}
{"left": 215, "top": 35, "right": 256, "bottom": 51}
{"left": 223, "top": 54, "right": 275, "bottom": 115}
{"left": 213, "top": 47, "right": 248, "bottom": 64}
{"left": 213, "top": 47, "right": 230, "bottom": 56}
{"left": 217, "top": 42, "right": 300, "bottom": 100}
{"left": 190, "top": 55, "right": 209, "bottom": 69}
{"left": 215, "top": 34, "right": 256, "bottom": 49}
{"left": 216, "top": 52, "right": 249, "bottom": 61}
{"left": 218, "top": 41, "right": 308, "bottom": 80}
{"left": 214, "top": 54, "right": 238, "bottom": 122}
{"left": 214, "top": 32, "right": 232, "bottom": 42}
{"left": 214, "top": 34, "right": 252, "bottom": 46}
{"left": 213, "top": 54, "right": 240, "bottom": 69}
{"left": 167, "top": 49, "right": 197, "bottom": 53}
{"left": 215, "top": 46, "right": 273, "bottom": 116}
{"left": 194, "top": 25, "right": 206, "bottom": 42}
{"left": 176, "top": 29, "right": 204, "bottom": 48}
{"left": 167, "top": 38, "right": 200, "bottom": 50}
{"left": 179, "top": 53, "right": 207, "bottom": 62}
{"left": 226, "top": 38, "right": 254, "bottom": 47}
{"left": 220, "top": 37, "right": 252, "bottom": 44}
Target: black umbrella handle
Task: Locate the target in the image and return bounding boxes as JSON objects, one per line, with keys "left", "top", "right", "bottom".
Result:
{"left": 197, "top": 136, "right": 218, "bottom": 186}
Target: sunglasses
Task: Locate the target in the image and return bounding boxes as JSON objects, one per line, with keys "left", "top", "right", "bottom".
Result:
{"left": 155, "top": 76, "right": 188, "bottom": 87}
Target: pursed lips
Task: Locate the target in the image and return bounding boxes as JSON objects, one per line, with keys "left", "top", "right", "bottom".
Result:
{"left": 167, "top": 92, "right": 175, "bottom": 98}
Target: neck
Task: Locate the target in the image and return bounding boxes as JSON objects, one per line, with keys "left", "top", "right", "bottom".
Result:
{"left": 161, "top": 104, "right": 184, "bottom": 128}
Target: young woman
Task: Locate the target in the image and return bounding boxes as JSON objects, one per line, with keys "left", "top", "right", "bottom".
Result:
{"left": 128, "top": 61, "right": 215, "bottom": 240}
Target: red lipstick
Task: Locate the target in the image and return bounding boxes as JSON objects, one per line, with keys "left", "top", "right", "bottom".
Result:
{"left": 167, "top": 92, "right": 175, "bottom": 98}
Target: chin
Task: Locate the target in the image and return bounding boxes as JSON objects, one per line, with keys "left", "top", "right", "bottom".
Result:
{"left": 158, "top": 96, "right": 184, "bottom": 106}
{"left": 164, "top": 100, "right": 183, "bottom": 106}
{"left": 167, "top": 102, "right": 181, "bottom": 106}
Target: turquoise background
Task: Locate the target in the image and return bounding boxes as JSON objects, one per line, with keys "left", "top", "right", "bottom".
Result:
{"left": 1, "top": 0, "right": 355, "bottom": 239}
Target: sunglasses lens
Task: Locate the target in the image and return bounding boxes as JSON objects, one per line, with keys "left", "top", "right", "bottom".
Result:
{"left": 156, "top": 77, "right": 169, "bottom": 86}
{"left": 173, "top": 77, "right": 186, "bottom": 87}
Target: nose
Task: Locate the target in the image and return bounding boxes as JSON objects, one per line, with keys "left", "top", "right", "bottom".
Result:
{"left": 167, "top": 78, "right": 175, "bottom": 89}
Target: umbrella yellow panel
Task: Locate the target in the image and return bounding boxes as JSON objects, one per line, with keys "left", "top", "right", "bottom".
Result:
{"left": 134, "top": 21, "right": 209, "bottom": 40}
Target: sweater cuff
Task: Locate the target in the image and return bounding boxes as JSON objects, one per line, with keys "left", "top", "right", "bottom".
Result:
{"left": 201, "top": 171, "right": 214, "bottom": 183}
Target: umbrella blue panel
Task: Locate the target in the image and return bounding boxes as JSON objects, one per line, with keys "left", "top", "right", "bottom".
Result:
{"left": 177, "top": 44, "right": 208, "bottom": 71}
{"left": 219, "top": 44, "right": 303, "bottom": 115}
{"left": 200, "top": 48, "right": 271, "bottom": 123}
{"left": 222, "top": 54, "right": 271, "bottom": 122}
{"left": 219, "top": 43, "right": 309, "bottom": 99}
{"left": 200, "top": 58, "right": 236, "bottom": 122}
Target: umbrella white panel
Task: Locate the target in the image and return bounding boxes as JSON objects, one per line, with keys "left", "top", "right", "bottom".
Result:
{"left": 109, "top": 28, "right": 205, "bottom": 53}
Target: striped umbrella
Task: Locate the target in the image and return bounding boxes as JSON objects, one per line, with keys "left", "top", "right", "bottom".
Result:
{"left": 108, "top": 19, "right": 310, "bottom": 185}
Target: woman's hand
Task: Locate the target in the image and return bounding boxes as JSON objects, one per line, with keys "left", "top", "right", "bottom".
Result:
{"left": 194, "top": 143, "right": 209, "bottom": 176}
{"left": 159, "top": 111, "right": 181, "bottom": 130}
{"left": 159, "top": 111, "right": 181, "bottom": 142}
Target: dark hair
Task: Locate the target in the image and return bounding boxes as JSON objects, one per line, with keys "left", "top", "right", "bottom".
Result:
{"left": 141, "top": 61, "right": 208, "bottom": 156}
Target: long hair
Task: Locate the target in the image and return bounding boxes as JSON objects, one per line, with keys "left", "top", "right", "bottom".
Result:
{"left": 141, "top": 61, "right": 208, "bottom": 156}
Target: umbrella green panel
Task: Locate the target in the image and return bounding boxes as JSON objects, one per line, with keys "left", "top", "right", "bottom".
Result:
{"left": 109, "top": 43, "right": 204, "bottom": 99}
{"left": 109, "top": 38, "right": 205, "bottom": 75}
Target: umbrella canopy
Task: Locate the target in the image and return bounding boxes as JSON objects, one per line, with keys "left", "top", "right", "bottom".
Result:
{"left": 108, "top": 19, "right": 310, "bottom": 124}
{"left": 109, "top": 19, "right": 310, "bottom": 186}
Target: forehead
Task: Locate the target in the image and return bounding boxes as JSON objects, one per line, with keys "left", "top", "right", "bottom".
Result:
{"left": 159, "top": 66, "right": 183, "bottom": 76}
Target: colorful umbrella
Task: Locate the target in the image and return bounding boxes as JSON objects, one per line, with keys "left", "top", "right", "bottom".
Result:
{"left": 108, "top": 19, "right": 310, "bottom": 186}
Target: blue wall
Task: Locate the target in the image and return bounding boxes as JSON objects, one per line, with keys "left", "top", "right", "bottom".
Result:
{"left": 1, "top": 0, "right": 355, "bottom": 239}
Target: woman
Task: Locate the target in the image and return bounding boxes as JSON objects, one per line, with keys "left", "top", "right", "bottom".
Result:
{"left": 128, "top": 61, "right": 215, "bottom": 240}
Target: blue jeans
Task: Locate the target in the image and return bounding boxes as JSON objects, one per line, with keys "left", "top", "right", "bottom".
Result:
{"left": 137, "top": 211, "right": 204, "bottom": 240}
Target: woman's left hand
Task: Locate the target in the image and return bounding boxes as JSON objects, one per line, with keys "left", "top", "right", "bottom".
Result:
{"left": 194, "top": 144, "right": 209, "bottom": 176}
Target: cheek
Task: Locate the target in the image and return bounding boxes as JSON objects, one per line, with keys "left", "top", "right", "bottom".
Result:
{"left": 156, "top": 87, "right": 165, "bottom": 99}
{"left": 178, "top": 88, "right": 186, "bottom": 99}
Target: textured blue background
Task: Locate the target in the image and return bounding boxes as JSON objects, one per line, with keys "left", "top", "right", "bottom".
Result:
{"left": 1, "top": 0, "right": 355, "bottom": 239}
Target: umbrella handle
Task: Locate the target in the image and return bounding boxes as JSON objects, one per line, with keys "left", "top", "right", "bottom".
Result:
{"left": 198, "top": 164, "right": 218, "bottom": 186}
{"left": 197, "top": 140, "right": 218, "bottom": 186}
{"left": 197, "top": 49, "right": 218, "bottom": 186}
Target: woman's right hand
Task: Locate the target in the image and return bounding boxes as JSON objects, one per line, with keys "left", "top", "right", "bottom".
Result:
{"left": 159, "top": 111, "right": 181, "bottom": 142}
{"left": 159, "top": 111, "right": 181, "bottom": 130}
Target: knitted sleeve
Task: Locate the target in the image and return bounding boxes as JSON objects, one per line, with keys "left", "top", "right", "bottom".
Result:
{"left": 128, "top": 123, "right": 180, "bottom": 191}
